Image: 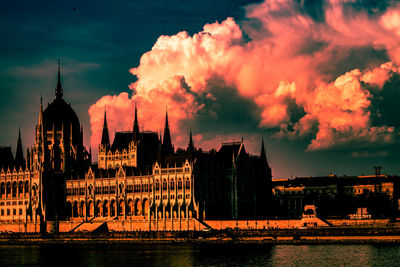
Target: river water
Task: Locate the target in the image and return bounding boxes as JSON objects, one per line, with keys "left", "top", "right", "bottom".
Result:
{"left": 0, "top": 243, "right": 399, "bottom": 266}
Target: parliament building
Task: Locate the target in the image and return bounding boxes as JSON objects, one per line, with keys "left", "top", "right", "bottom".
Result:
{"left": 0, "top": 64, "right": 273, "bottom": 231}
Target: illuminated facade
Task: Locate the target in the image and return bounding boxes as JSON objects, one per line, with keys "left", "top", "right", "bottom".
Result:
{"left": 0, "top": 63, "right": 273, "bottom": 230}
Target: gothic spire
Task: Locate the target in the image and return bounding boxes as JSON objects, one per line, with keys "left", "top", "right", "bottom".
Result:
{"left": 165, "top": 108, "right": 169, "bottom": 127}
{"left": 101, "top": 108, "right": 110, "bottom": 147}
{"left": 162, "top": 109, "right": 173, "bottom": 155}
{"left": 55, "top": 59, "right": 63, "bottom": 99}
{"left": 260, "top": 138, "right": 266, "bottom": 160}
{"left": 133, "top": 102, "right": 139, "bottom": 140}
{"left": 187, "top": 129, "right": 194, "bottom": 151}
{"left": 38, "top": 96, "right": 43, "bottom": 125}
{"left": 15, "top": 126, "right": 25, "bottom": 170}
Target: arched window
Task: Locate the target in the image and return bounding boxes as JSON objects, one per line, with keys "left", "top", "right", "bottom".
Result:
{"left": 170, "top": 180, "right": 175, "bottom": 190}
{"left": 12, "top": 182, "right": 17, "bottom": 197}
{"left": 162, "top": 179, "right": 167, "bottom": 191}
{"left": 0, "top": 183, "right": 5, "bottom": 198}
{"left": 24, "top": 181, "right": 29, "bottom": 195}
{"left": 119, "top": 184, "right": 124, "bottom": 195}
{"left": 178, "top": 179, "right": 182, "bottom": 190}
{"left": 32, "top": 186, "right": 37, "bottom": 197}
{"left": 18, "top": 181, "right": 23, "bottom": 196}
{"left": 155, "top": 180, "right": 160, "bottom": 191}
{"left": 6, "top": 182, "right": 11, "bottom": 196}
{"left": 185, "top": 178, "right": 190, "bottom": 190}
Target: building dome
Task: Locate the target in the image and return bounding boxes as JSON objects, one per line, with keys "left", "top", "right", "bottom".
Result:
{"left": 43, "top": 98, "right": 80, "bottom": 133}
{"left": 42, "top": 61, "right": 82, "bottom": 145}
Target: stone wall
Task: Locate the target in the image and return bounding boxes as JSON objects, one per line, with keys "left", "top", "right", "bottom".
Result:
{"left": 106, "top": 219, "right": 205, "bottom": 232}
{"left": 0, "top": 221, "right": 41, "bottom": 232}
{"left": 327, "top": 219, "right": 390, "bottom": 226}
{"left": 204, "top": 218, "right": 328, "bottom": 230}
{"left": 0, "top": 217, "right": 332, "bottom": 233}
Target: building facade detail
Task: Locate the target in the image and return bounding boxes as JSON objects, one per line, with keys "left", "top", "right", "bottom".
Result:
{"left": 0, "top": 63, "right": 273, "bottom": 230}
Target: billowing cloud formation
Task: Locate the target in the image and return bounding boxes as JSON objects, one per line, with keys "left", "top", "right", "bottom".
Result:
{"left": 89, "top": 0, "right": 400, "bottom": 152}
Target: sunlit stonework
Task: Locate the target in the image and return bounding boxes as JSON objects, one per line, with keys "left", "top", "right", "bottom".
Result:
{"left": 0, "top": 64, "right": 272, "bottom": 232}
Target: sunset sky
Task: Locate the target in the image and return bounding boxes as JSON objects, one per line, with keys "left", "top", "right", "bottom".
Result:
{"left": 1, "top": 0, "right": 399, "bottom": 179}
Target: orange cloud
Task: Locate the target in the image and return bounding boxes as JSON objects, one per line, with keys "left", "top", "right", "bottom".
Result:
{"left": 89, "top": 0, "right": 400, "bottom": 152}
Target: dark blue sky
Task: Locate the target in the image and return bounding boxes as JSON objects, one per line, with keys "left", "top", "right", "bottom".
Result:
{"left": 1, "top": 0, "right": 399, "bottom": 178}
{"left": 0, "top": 0, "right": 259, "bottom": 145}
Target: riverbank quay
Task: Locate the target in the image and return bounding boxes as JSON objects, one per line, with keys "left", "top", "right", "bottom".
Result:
{"left": 2, "top": 228, "right": 400, "bottom": 245}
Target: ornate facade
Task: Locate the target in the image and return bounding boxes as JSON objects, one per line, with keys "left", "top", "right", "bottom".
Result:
{"left": 0, "top": 62, "right": 273, "bottom": 230}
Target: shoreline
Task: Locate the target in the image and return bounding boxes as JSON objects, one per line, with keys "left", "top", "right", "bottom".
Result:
{"left": 2, "top": 235, "right": 400, "bottom": 246}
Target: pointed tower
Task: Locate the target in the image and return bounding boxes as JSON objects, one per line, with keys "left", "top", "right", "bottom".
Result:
{"left": 260, "top": 138, "right": 266, "bottom": 160}
{"left": 187, "top": 129, "right": 195, "bottom": 160}
{"left": 33, "top": 96, "right": 45, "bottom": 170}
{"left": 133, "top": 102, "right": 139, "bottom": 142}
{"left": 188, "top": 130, "right": 194, "bottom": 150}
{"left": 260, "top": 138, "right": 272, "bottom": 181}
{"left": 162, "top": 110, "right": 173, "bottom": 155}
{"left": 101, "top": 109, "right": 110, "bottom": 147}
{"left": 258, "top": 138, "right": 272, "bottom": 218}
{"left": 15, "top": 126, "right": 25, "bottom": 170}
{"left": 98, "top": 109, "right": 110, "bottom": 169}
{"left": 55, "top": 59, "right": 63, "bottom": 99}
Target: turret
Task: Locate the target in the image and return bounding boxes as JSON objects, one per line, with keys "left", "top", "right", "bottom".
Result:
{"left": 15, "top": 126, "right": 25, "bottom": 170}
{"left": 260, "top": 138, "right": 266, "bottom": 160}
{"left": 55, "top": 59, "right": 63, "bottom": 99}
{"left": 260, "top": 138, "right": 272, "bottom": 177}
{"left": 133, "top": 103, "right": 139, "bottom": 142}
{"left": 101, "top": 109, "right": 110, "bottom": 147}
{"left": 187, "top": 129, "right": 195, "bottom": 156}
{"left": 162, "top": 110, "right": 173, "bottom": 155}
{"left": 34, "top": 96, "right": 45, "bottom": 170}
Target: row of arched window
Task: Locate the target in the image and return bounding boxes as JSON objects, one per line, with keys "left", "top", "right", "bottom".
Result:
{"left": 0, "top": 181, "right": 30, "bottom": 199}
{"left": 155, "top": 177, "right": 191, "bottom": 192}
{"left": 0, "top": 208, "right": 23, "bottom": 217}
{"left": 67, "top": 177, "right": 191, "bottom": 198}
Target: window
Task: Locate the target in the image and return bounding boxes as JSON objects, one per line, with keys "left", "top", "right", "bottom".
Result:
{"left": 163, "top": 179, "right": 167, "bottom": 191}
{"left": 185, "top": 179, "right": 190, "bottom": 190}
{"left": 6, "top": 183, "right": 11, "bottom": 195}
{"left": 110, "top": 186, "right": 116, "bottom": 194}
{"left": 155, "top": 180, "right": 160, "bottom": 191}
{"left": 142, "top": 184, "right": 148, "bottom": 192}
{"left": 19, "top": 209, "right": 22, "bottom": 215}
{"left": 103, "top": 186, "right": 109, "bottom": 194}
{"left": 1, "top": 209, "right": 3, "bottom": 216}
{"left": 134, "top": 184, "right": 141, "bottom": 193}
{"left": 7, "top": 209, "right": 10, "bottom": 215}
{"left": 126, "top": 185, "right": 133, "bottom": 193}
{"left": 13, "top": 209, "right": 16, "bottom": 216}
{"left": 178, "top": 179, "right": 182, "bottom": 190}
{"left": 170, "top": 180, "right": 175, "bottom": 189}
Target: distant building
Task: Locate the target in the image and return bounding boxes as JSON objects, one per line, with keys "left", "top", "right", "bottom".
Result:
{"left": 272, "top": 175, "right": 400, "bottom": 219}
{"left": 0, "top": 62, "right": 272, "bottom": 231}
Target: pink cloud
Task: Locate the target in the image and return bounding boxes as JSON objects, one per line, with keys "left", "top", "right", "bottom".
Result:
{"left": 89, "top": 0, "right": 400, "bottom": 152}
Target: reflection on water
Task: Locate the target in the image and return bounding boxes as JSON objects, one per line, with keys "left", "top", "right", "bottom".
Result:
{"left": 0, "top": 243, "right": 399, "bottom": 267}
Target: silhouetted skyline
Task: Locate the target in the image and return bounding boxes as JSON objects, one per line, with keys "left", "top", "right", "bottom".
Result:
{"left": 1, "top": 0, "right": 399, "bottom": 178}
